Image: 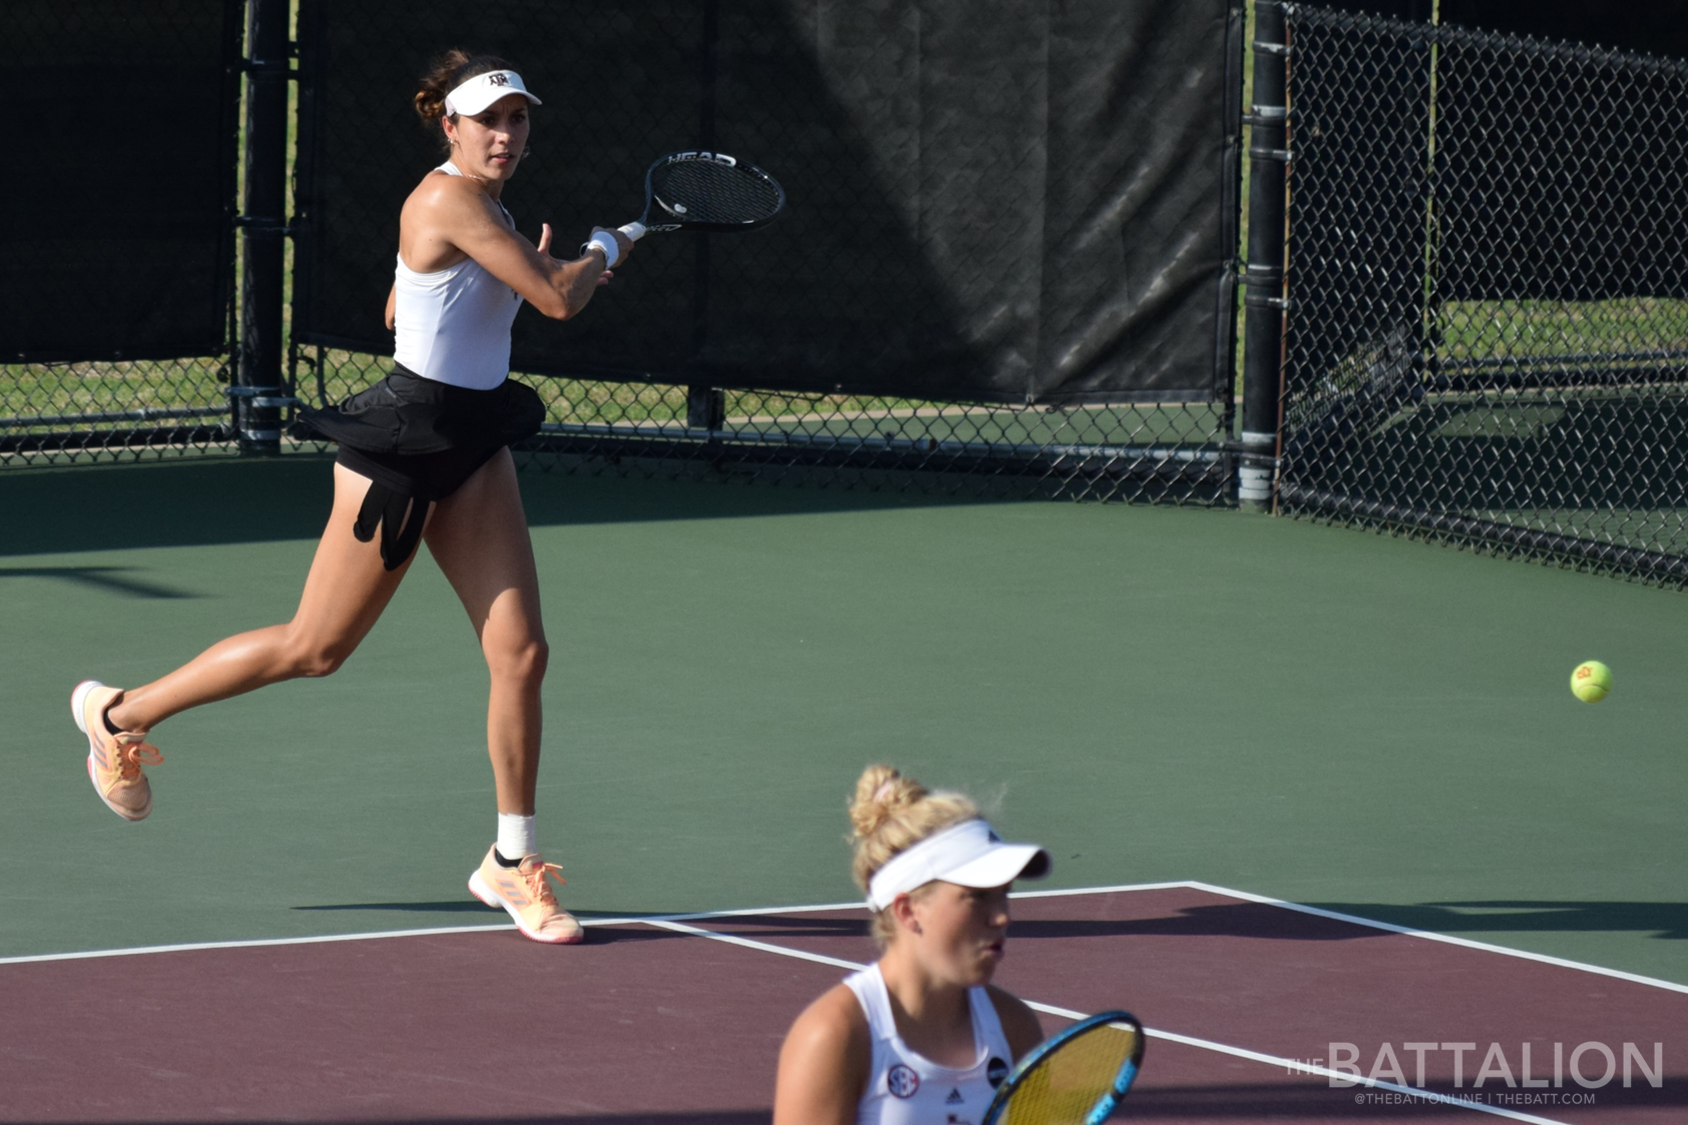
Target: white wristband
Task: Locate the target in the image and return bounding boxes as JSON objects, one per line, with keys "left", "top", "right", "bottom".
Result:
{"left": 581, "top": 233, "right": 619, "bottom": 269}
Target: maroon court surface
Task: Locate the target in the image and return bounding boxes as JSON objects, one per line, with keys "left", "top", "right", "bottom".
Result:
{"left": 1, "top": 885, "right": 1682, "bottom": 1123}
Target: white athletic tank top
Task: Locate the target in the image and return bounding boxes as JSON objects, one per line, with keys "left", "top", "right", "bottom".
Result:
{"left": 391, "top": 161, "right": 524, "bottom": 390}
{"left": 844, "top": 964, "right": 1014, "bottom": 1125}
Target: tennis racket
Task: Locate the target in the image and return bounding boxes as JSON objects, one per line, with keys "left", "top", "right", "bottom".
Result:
{"left": 982, "top": 1011, "right": 1145, "bottom": 1125}
{"left": 616, "top": 150, "right": 785, "bottom": 240}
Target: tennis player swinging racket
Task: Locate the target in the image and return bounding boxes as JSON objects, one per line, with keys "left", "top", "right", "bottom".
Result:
{"left": 772, "top": 764, "right": 1052, "bottom": 1125}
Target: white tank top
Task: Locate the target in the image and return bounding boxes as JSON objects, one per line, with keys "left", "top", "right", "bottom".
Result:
{"left": 391, "top": 161, "right": 524, "bottom": 390}
{"left": 844, "top": 964, "right": 1014, "bottom": 1125}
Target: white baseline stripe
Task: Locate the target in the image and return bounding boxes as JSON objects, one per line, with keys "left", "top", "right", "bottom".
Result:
{"left": 645, "top": 918, "right": 865, "bottom": 971}
{"left": 0, "top": 884, "right": 1187, "bottom": 967}
{"left": 1009, "top": 881, "right": 1193, "bottom": 899}
{"left": 646, "top": 918, "right": 1568, "bottom": 1125}
{"left": 0, "top": 901, "right": 880, "bottom": 966}
{"left": 0, "top": 923, "right": 515, "bottom": 966}
{"left": 4, "top": 878, "right": 1682, "bottom": 999}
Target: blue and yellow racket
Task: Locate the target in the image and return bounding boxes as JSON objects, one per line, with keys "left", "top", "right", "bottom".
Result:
{"left": 982, "top": 1011, "right": 1144, "bottom": 1125}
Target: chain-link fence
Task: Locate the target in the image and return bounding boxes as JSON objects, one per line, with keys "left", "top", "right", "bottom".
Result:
{"left": 1278, "top": 5, "right": 1688, "bottom": 582}
{"left": 281, "top": 0, "right": 1243, "bottom": 504}
{"left": 15, "top": 1, "right": 1688, "bottom": 566}
{"left": 4, "top": 0, "right": 1241, "bottom": 501}
{"left": 290, "top": 346, "right": 1232, "bottom": 501}
{"left": 0, "top": 356, "right": 237, "bottom": 467}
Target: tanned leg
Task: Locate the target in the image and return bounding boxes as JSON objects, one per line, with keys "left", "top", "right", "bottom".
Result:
{"left": 421, "top": 449, "right": 548, "bottom": 815}
{"left": 107, "top": 463, "right": 421, "bottom": 732}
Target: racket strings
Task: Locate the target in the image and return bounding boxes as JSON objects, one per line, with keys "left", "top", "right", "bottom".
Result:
{"left": 1000, "top": 1024, "right": 1140, "bottom": 1125}
{"left": 652, "top": 161, "right": 783, "bottom": 224}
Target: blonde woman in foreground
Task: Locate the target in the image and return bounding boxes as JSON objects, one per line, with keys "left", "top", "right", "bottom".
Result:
{"left": 773, "top": 765, "right": 1051, "bottom": 1125}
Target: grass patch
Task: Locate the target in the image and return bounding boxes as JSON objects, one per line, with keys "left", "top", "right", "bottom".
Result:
{"left": 1437, "top": 297, "right": 1688, "bottom": 360}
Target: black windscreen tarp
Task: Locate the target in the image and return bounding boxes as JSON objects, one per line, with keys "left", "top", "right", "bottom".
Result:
{"left": 0, "top": 1, "right": 239, "bottom": 362}
{"left": 295, "top": 0, "right": 1241, "bottom": 404}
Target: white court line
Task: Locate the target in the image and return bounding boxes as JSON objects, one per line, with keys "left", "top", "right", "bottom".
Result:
{"left": 0, "top": 923, "right": 520, "bottom": 965}
{"left": 645, "top": 918, "right": 1569, "bottom": 1125}
{"left": 1179, "top": 880, "right": 1688, "bottom": 997}
{"left": 1010, "top": 881, "right": 1195, "bottom": 899}
{"left": 5, "top": 878, "right": 1684, "bottom": 999}
{"left": 0, "top": 884, "right": 1181, "bottom": 966}
{"left": 0, "top": 899, "right": 877, "bottom": 967}
{"left": 0, "top": 900, "right": 881, "bottom": 966}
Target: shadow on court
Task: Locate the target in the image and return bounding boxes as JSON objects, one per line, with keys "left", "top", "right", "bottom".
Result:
{"left": 293, "top": 900, "right": 502, "bottom": 914}
{"left": 0, "top": 455, "right": 1011, "bottom": 557}
{"left": 705, "top": 906, "right": 1402, "bottom": 944}
{"left": 1006, "top": 907, "right": 1394, "bottom": 943}
{"left": 281, "top": 900, "right": 1445, "bottom": 946}
{"left": 0, "top": 565, "right": 198, "bottom": 598}
{"left": 1309, "top": 901, "right": 1688, "bottom": 940}
{"left": 288, "top": 903, "right": 736, "bottom": 928}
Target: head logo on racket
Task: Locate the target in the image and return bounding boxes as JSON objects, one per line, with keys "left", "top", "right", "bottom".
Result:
{"left": 610, "top": 151, "right": 786, "bottom": 243}
{"left": 887, "top": 1064, "right": 920, "bottom": 1099}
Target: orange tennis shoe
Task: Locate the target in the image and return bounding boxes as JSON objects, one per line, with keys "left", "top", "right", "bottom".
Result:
{"left": 468, "top": 846, "right": 585, "bottom": 944}
{"left": 71, "top": 680, "right": 163, "bottom": 822}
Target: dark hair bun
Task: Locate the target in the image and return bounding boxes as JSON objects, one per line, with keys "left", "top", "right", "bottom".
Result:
{"left": 414, "top": 49, "right": 520, "bottom": 124}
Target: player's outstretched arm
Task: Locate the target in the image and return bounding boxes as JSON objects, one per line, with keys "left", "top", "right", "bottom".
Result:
{"left": 773, "top": 984, "right": 868, "bottom": 1125}
{"left": 406, "top": 176, "right": 631, "bottom": 321}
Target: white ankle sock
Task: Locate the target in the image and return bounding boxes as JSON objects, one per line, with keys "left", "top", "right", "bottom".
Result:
{"left": 497, "top": 813, "right": 538, "bottom": 861}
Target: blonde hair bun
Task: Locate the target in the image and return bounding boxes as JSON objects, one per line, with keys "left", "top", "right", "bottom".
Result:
{"left": 847, "top": 763, "right": 980, "bottom": 904}
{"left": 848, "top": 764, "right": 926, "bottom": 842}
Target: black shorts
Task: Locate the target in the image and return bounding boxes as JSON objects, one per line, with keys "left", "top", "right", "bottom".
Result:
{"left": 298, "top": 365, "right": 545, "bottom": 570}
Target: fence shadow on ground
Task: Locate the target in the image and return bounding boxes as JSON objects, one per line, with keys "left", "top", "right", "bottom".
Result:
{"left": 0, "top": 565, "right": 199, "bottom": 599}
{"left": 0, "top": 455, "right": 1015, "bottom": 558}
{"left": 640, "top": 901, "right": 1688, "bottom": 945}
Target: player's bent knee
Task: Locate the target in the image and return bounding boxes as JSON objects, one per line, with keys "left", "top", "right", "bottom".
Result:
{"left": 284, "top": 635, "right": 358, "bottom": 679}
{"left": 295, "top": 650, "right": 349, "bottom": 679}
{"left": 487, "top": 637, "right": 548, "bottom": 685}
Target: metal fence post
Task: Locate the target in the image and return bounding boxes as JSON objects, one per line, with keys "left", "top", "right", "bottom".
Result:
{"left": 686, "top": 0, "right": 720, "bottom": 438}
{"left": 1238, "top": 0, "right": 1291, "bottom": 511}
{"left": 687, "top": 386, "right": 725, "bottom": 432}
{"left": 236, "top": 0, "right": 290, "bottom": 454}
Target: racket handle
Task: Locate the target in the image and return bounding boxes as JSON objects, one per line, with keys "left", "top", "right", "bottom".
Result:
{"left": 619, "top": 222, "right": 647, "bottom": 242}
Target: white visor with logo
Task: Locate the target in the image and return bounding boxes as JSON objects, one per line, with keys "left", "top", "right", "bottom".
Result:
{"left": 866, "top": 818, "right": 1051, "bottom": 911}
{"left": 445, "top": 70, "right": 542, "bottom": 117}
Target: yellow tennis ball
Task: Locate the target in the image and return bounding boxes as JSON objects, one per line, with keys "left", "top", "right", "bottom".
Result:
{"left": 1570, "top": 660, "right": 1611, "bottom": 703}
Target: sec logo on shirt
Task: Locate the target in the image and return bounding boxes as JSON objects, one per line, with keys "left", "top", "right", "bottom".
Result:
{"left": 887, "top": 1064, "right": 920, "bottom": 1098}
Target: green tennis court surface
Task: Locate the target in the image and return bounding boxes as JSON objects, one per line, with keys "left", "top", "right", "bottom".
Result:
{"left": 3, "top": 457, "right": 1685, "bottom": 985}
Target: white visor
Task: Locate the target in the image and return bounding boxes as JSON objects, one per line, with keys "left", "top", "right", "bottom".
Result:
{"left": 866, "top": 818, "right": 1050, "bottom": 912}
{"left": 444, "top": 70, "right": 542, "bottom": 117}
